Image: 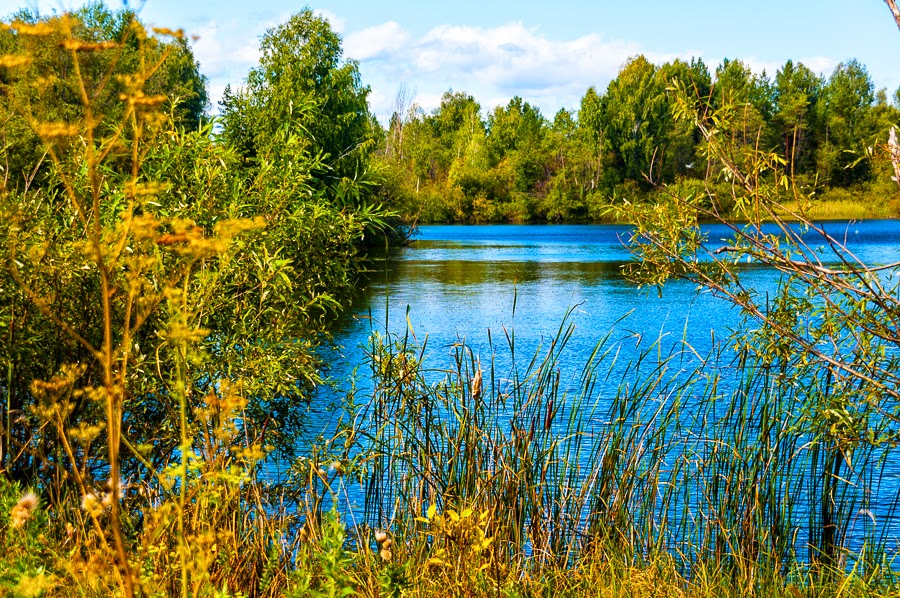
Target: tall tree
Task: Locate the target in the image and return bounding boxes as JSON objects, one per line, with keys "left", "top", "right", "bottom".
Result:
{"left": 658, "top": 58, "right": 712, "bottom": 179}
{"left": 220, "top": 9, "right": 376, "bottom": 205}
{"left": 0, "top": 3, "right": 208, "bottom": 189}
{"left": 576, "top": 87, "right": 605, "bottom": 194}
{"left": 773, "top": 60, "right": 822, "bottom": 176}
{"left": 714, "top": 58, "right": 773, "bottom": 141}
{"left": 819, "top": 59, "right": 875, "bottom": 185}
{"left": 487, "top": 96, "right": 547, "bottom": 192}
{"left": 600, "top": 55, "right": 671, "bottom": 188}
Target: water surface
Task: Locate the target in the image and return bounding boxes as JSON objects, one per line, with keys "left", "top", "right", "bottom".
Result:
{"left": 329, "top": 220, "right": 900, "bottom": 382}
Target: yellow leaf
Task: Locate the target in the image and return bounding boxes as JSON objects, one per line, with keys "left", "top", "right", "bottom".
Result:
{"left": 461, "top": 508, "right": 473, "bottom": 519}
{"left": 447, "top": 509, "right": 460, "bottom": 522}
{"left": 426, "top": 504, "right": 437, "bottom": 519}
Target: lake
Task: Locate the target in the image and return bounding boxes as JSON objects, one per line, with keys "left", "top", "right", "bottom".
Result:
{"left": 301, "top": 220, "right": 900, "bottom": 562}
{"left": 326, "top": 220, "right": 900, "bottom": 387}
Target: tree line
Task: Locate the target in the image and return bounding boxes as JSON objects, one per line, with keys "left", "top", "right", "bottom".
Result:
{"left": 376, "top": 56, "right": 900, "bottom": 222}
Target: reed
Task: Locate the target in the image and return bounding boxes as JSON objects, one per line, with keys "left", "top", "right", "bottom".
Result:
{"left": 311, "top": 306, "right": 900, "bottom": 596}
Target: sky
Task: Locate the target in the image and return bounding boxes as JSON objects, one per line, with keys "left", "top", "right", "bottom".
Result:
{"left": 2, "top": 0, "right": 899, "bottom": 124}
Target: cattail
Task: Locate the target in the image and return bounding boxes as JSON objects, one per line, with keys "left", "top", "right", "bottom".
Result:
{"left": 379, "top": 548, "right": 392, "bottom": 561}
{"left": 545, "top": 398, "right": 554, "bottom": 431}
{"left": 471, "top": 367, "right": 483, "bottom": 402}
{"left": 10, "top": 492, "right": 38, "bottom": 529}
{"left": 374, "top": 530, "right": 388, "bottom": 544}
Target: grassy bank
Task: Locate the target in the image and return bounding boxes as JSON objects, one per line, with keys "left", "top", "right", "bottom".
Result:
{"left": 5, "top": 313, "right": 900, "bottom": 596}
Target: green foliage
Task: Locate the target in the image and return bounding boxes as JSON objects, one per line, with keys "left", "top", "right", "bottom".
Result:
{"left": 599, "top": 55, "right": 672, "bottom": 186}
{"left": 0, "top": 9, "right": 383, "bottom": 597}
{"left": 220, "top": 9, "right": 379, "bottom": 209}
{"left": 622, "top": 76, "right": 900, "bottom": 472}
{"left": 819, "top": 59, "right": 876, "bottom": 185}
{"left": 0, "top": 479, "right": 53, "bottom": 595}
{"left": 0, "top": 3, "right": 207, "bottom": 190}
{"left": 773, "top": 60, "right": 823, "bottom": 176}
{"left": 379, "top": 54, "right": 899, "bottom": 224}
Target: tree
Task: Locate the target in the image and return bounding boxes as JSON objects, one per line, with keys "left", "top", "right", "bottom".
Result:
{"left": 621, "top": 16, "right": 900, "bottom": 563}
{"left": 772, "top": 60, "right": 822, "bottom": 177}
{"left": 658, "top": 58, "right": 712, "bottom": 180}
{"left": 0, "top": 3, "right": 208, "bottom": 190}
{"left": 713, "top": 58, "right": 773, "bottom": 149}
{"left": 600, "top": 55, "right": 672, "bottom": 188}
{"left": 220, "top": 9, "right": 377, "bottom": 206}
{"left": 819, "top": 60, "right": 875, "bottom": 185}
{"left": 487, "top": 96, "right": 547, "bottom": 192}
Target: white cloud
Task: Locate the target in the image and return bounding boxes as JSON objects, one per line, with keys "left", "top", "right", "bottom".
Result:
{"left": 191, "top": 21, "right": 260, "bottom": 79}
{"left": 344, "top": 22, "right": 410, "bottom": 61}
{"left": 801, "top": 56, "right": 840, "bottom": 78}
{"left": 346, "top": 21, "right": 663, "bottom": 122}
{"left": 314, "top": 9, "right": 346, "bottom": 34}
{"left": 188, "top": 11, "right": 292, "bottom": 113}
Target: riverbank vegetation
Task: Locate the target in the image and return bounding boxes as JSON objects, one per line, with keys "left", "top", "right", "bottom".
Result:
{"left": 376, "top": 57, "right": 900, "bottom": 223}
{"left": 2, "top": 2, "right": 900, "bottom": 597}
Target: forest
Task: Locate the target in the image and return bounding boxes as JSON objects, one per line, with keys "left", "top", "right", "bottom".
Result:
{"left": 1, "top": 2, "right": 900, "bottom": 597}
{"left": 375, "top": 56, "right": 900, "bottom": 222}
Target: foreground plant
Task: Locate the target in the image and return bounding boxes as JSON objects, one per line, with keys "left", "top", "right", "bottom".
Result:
{"left": 0, "top": 7, "right": 387, "bottom": 597}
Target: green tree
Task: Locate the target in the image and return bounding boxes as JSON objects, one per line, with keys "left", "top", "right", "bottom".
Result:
{"left": 539, "top": 107, "right": 590, "bottom": 220}
{"left": 600, "top": 55, "right": 672, "bottom": 188}
{"left": 772, "top": 60, "right": 822, "bottom": 177}
{"left": 486, "top": 96, "right": 547, "bottom": 192}
{"left": 819, "top": 59, "right": 875, "bottom": 185}
{"left": 0, "top": 3, "right": 208, "bottom": 190}
{"left": 219, "top": 8, "right": 377, "bottom": 206}
{"left": 576, "top": 87, "right": 605, "bottom": 196}
{"left": 658, "top": 58, "right": 712, "bottom": 180}
{"left": 712, "top": 58, "right": 774, "bottom": 153}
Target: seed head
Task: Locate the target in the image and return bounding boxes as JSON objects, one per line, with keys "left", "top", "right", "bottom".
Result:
{"left": 471, "top": 367, "right": 483, "bottom": 402}
{"left": 81, "top": 492, "right": 101, "bottom": 516}
{"left": 10, "top": 492, "right": 39, "bottom": 529}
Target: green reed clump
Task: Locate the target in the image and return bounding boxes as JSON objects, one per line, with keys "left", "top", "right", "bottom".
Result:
{"left": 307, "top": 305, "right": 900, "bottom": 596}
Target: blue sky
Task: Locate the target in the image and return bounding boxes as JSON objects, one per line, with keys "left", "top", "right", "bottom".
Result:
{"left": 2, "top": 0, "right": 899, "bottom": 124}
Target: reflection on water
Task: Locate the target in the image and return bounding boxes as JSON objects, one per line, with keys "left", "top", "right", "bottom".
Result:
{"left": 334, "top": 221, "right": 900, "bottom": 361}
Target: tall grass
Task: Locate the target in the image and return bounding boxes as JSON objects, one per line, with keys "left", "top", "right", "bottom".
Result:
{"left": 315, "top": 308, "right": 900, "bottom": 595}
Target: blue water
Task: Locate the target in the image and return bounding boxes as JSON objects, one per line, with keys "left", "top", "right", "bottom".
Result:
{"left": 326, "top": 220, "right": 900, "bottom": 384}
{"left": 296, "top": 220, "right": 900, "bottom": 562}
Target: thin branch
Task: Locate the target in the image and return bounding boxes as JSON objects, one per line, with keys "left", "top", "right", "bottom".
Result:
{"left": 712, "top": 246, "right": 900, "bottom": 275}
{"left": 886, "top": 0, "right": 900, "bottom": 30}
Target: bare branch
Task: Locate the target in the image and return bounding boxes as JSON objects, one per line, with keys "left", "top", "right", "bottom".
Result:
{"left": 886, "top": 0, "right": 900, "bottom": 30}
